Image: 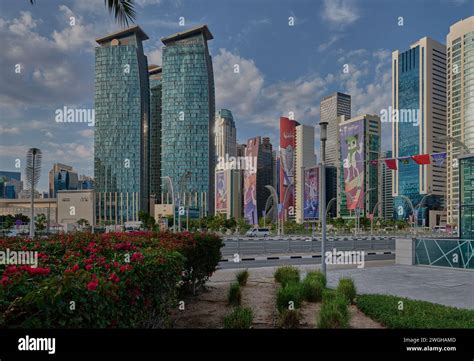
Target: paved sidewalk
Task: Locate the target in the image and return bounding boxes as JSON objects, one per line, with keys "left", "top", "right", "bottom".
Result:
{"left": 210, "top": 262, "right": 474, "bottom": 309}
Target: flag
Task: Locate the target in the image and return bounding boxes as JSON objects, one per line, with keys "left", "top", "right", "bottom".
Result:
{"left": 384, "top": 158, "right": 397, "bottom": 170}
{"left": 399, "top": 156, "right": 411, "bottom": 165}
{"left": 369, "top": 160, "right": 378, "bottom": 167}
{"left": 431, "top": 152, "right": 447, "bottom": 167}
{"left": 411, "top": 154, "right": 431, "bottom": 165}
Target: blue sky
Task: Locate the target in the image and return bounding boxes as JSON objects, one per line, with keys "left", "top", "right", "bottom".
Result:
{"left": 0, "top": 0, "right": 471, "bottom": 192}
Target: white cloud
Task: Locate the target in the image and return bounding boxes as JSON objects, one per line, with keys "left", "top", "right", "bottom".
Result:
{"left": 79, "top": 129, "right": 94, "bottom": 137}
{"left": 322, "top": 0, "right": 360, "bottom": 28}
{"left": 0, "top": 127, "right": 20, "bottom": 135}
{"left": 147, "top": 46, "right": 163, "bottom": 66}
{"left": 51, "top": 6, "right": 96, "bottom": 52}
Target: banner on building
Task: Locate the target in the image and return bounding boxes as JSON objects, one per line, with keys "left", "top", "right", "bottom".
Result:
{"left": 244, "top": 137, "right": 259, "bottom": 225}
{"left": 215, "top": 170, "right": 227, "bottom": 211}
{"left": 340, "top": 119, "right": 365, "bottom": 210}
{"left": 279, "top": 117, "right": 297, "bottom": 217}
{"left": 303, "top": 166, "right": 319, "bottom": 220}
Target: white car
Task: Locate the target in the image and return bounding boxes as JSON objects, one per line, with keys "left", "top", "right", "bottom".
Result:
{"left": 245, "top": 227, "right": 270, "bottom": 237}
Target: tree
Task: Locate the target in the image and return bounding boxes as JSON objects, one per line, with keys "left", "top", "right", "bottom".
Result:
{"left": 77, "top": 218, "right": 90, "bottom": 228}
{"left": 138, "top": 211, "right": 155, "bottom": 230}
{"left": 29, "top": 0, "right": 136, "bottom": 26}
{"left": 35, "top": 214, "right": 47, "bottom": 231}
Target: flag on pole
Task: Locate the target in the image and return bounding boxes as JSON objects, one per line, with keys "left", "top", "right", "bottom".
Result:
{"left": 411, "top": 154, "right": 431, "bottom": 165}
{"left": 431, "top": 152, "right": 447, "bottom": 167}
{"left": 399, "top": 156, "right": 411, "bottom": 165}
{"left": 384, "top": 158, "right": 397, "bottom": 170}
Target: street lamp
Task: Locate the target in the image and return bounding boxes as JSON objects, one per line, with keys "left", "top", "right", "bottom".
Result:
{"left": 319, "top": 121, "right": 328, "bottom": 277}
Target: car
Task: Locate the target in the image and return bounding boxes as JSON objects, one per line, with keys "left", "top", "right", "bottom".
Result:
{"left": 245, "top": 227, "right": 270, "bottom": 237}
{"left": 433, "top": 226, "right": 446, "bottom": 233}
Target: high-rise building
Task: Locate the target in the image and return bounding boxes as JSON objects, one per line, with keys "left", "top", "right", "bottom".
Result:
{"left": 295, "top": 124, "right": 316, "bottom": 224}
{"left": 78, "top": 175, "right": 94, "bottom": 190}
{"left": 392, "top": 37, "right": 446, "bottom": 226}
{"left": 459, "top": 154, "right": 474, "bottom": 239}
{"left": 446, "top": 16, "right": 474, "bottom": 227}
{"left": 94, "top": 26, "right": 150, "bottom": 223}
{"left": 149, "top": 65, "right": 162, "bottom": 203}
{"left": 0, "top": 171, "right": 22, "bottom": 199}
{"left": 215, "top": 109, "right": 237, "bottom": 161}
{"left": 279, "top": 117, "right": 300, "bottom": 220}
{"left": 382, "top": 151, "right": 394, "bottom": 219}
{"left": 325, "top": 165, "right": 338, "bottom": 218}
{"left": 161, "top": 25, "right": 215, "bottom": 215}
{"left": 48, "top": 163, "right": 78, "bottom": 198}
{"left": 338, "top": 114, "right": 381, "bottom": 219}
{"left": 243, "top": 136, "right": 273, "bottom": 225}
{"left": 215, "top": 169, "right": 243, "bottom": 219}
{"left": 320, "top": 92, "right": 351, "bottom": 166}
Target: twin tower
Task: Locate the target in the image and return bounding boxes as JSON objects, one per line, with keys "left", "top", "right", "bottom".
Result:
{"left": 94, "top": 25, "right": 215, "bottom": 224}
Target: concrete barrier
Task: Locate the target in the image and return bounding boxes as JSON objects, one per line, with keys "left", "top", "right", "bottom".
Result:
{"left": 396, "top": 238, "right": 415, "bottom": 265}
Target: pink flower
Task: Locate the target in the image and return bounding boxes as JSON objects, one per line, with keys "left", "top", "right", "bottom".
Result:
{"left": 86, "top": 280, "right": 99, "bottom": 291}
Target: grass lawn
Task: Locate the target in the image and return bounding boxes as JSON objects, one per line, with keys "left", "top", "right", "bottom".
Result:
{"left": 357, "top": 294, "right": 474, "bottom": 328}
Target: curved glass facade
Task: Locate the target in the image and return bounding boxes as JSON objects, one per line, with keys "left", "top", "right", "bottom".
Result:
{"left": 161, "top": 29, "right": 215, "bottom": 214}
{"left": 94, "top": 29, "right": 150, "bottom": 223}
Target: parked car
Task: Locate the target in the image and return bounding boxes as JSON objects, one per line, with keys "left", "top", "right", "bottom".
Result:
{"left": 245, "top": 227, "right": 270, "bottom": 237}
{"left": 433, "top": 226, "right": 446, "bottom": 233}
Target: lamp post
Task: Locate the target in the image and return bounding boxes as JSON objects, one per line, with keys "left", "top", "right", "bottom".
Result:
{"left": 319, "top": 121, "right": 328, "bottom": 277}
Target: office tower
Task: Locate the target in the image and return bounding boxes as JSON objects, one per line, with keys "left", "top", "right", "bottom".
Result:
{"left": 446, "top": 16, "right": 474, "bottom": 227}
{"left": 78, "top": 175, "right": 94, "bottom": 190}
{"left": 48, "top": 163, "right": 78, "bottom": 198}
{"left": 161, "top": 25, "right": 215, "bottom": 215}
{"left": 338, "top": 114, "right": 381, "bottom": 218}
{"left": 279, "top": 117, "right": 300, "bottom": 220}
{"left": 215, "top": 109, "right": 237, "bottom": 162}
{"left": 149, "top": 65, "right": 162, "bottom": 203}
{"left": 382, "top": 151, "right": 394, "bottom": 219}
{"left": 243, "top": 136, "right": 273, "bottom": 225}
{"left": 215, "top": 169, "right": 243, "bottom": 219}
{"left": 295, "top": 124, "right": 316, "bottom": 223}
{"left": 0, "top": 171, "right": 22, "bottom": 199}
{"left": 320, "top": 92, "right": 351, "bottom": 166}
{"left": 94, "top": 26, "right": 150, "bottom": 223}
{"left": 392, "top": 37, "right": 446, "bottom": 226}
{"left": 237, "top": 143, "right": 246, "bottom": 157}
{"left": 325, "top": 165, "right": 338, "bottom": 218}
{"left": 459, "top": 155, "right": 474, "bottom": 239}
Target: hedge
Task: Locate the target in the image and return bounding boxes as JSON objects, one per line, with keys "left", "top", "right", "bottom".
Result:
{"left": 0, "top": 231, "right": 223, "bottom": 328}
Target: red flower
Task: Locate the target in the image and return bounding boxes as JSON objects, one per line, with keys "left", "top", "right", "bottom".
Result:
{"left": 86, "top": 280, "right": 99, "bottom": 291}
{"left": 109, "top": 272, "right": 120, "bottom": 283}
{"left": 119, "top": 265, "right": 132, "bottom": 273}
{"left": 1, "top": 275, "right": 10, "bottom": 287}
{"left": 131, "top": 252, "right": 144, "bottom": 262}
{"left": 85, "top": 264, "right": 92, "bottom": 271}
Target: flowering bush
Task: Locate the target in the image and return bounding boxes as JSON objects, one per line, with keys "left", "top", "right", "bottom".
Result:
{"left": 0, "top": 231, "right": 223, "bottom": 328}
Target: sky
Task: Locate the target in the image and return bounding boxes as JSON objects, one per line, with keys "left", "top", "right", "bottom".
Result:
{"left": 0, "top": 0, "right": 472, "bottom": 192}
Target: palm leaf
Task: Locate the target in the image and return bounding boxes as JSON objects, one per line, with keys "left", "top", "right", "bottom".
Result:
{"left": 29, "top": 0, "right": 136, "bottom": 26}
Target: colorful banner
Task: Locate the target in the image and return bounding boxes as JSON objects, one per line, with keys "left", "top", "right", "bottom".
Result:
{"left": 244, "top": 137, "right": 259, "bottom": 225}
{"left": 215, "top": 171, "right": 227, "bottom": 211}
{"left": 431, "top": 152, "right": 447, "bottom": 166}
{"left": 303, "top": 167, "right": 319, "bottom": 220}
{"left": 340, "top": 120, "right": 365, "bottom": 210}
{"left": 279, "top": 117, "right": 298, "bottom": 217}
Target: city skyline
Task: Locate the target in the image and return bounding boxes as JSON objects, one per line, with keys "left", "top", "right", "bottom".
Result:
{"left": 0, "top": 0, "right": 471, "bottom": 192}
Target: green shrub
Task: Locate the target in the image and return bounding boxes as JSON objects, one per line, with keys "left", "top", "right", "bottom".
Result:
{"left": 337, "top": 278, "right": 357, "bottom": 304}
{"left": 317, "top": 293, "right": 350, "bottom": 329}
{"left": 223, "top": 307, "right": 253, "bottom": 329}
{"left": 276, "top": 282, "right": 303, "bottom": 312}
{"left": 301, "top": 277, "right": 323, "bottom": 302}
{"left": 357, "top": 294, "right": 474, "bottom": 328}
{"left": 236, "top": 269, "right": 249, "bottom": 286}
{"left": 305, "top": 270, "right": 327, "bottom": 287}
{"left": 274, "top": 266, "right": 300, "bottom": 287}
{"left": 278, "top": 310, "right": 300, "bottom": 328}
{"left": 228, "top": 282, "right": 242, "bottom": 306}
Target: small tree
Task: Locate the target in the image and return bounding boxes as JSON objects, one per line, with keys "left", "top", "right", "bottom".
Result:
{"left": 35, "top": 213, "right": 47, "bottom": 231}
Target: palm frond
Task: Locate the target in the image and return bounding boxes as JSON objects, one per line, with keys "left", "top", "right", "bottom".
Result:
{"left": 105, "top": 0, "right": 136, "bottom": 27}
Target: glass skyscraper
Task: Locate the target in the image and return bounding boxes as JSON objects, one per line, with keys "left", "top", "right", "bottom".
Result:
{"left": 48, "top": 163, "right": 78, "bottom": 198}
{"left": 94, "top": 26, "right": 150, "bottom": 223}
{"left": 149, "top": 65, "right": 162, "bottom": 203}
{"left": 392, "top": 37, "right": 446, "bottom": 225}
{"left": 160, "top": 25, "right": 215, "bottom": 215}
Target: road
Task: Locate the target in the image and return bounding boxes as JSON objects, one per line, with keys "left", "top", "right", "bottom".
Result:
{"left": 218, "top": 235, "right": 396, "bottom": 269}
